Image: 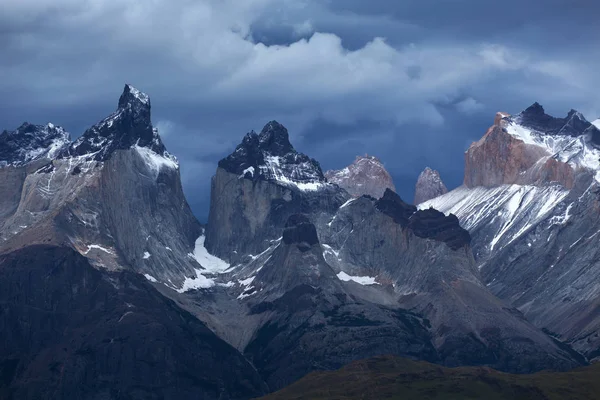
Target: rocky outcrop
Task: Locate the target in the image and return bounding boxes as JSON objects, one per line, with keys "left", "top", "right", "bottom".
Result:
{"left": 425, "top": 105, "right": 600, "bottom": 360}
{"left": 517, "top": 103, "right": 600, "bottom": 144}
{"left": 325, "top": 155, "right": 396, "bottom": 199}
{"left": 0, "top": 122, "right": 70, "bottom": 167}
{"left": 464, "top": 111, "right": 576, "bottom": 188}
{"left": 205, "top": 121, "right": 349, "bottom": 264}
{"left": 195, "top": 123, "right": 582, "bottom": 384}
{"left": 321, "top": 194, "right": 579, "bottom": 372}
{"left": 0, "top": 85, "right": 202, "bottom": 287}
{"left": 414, "top": 167, "right": 448, "bottom": 204}
{"left": 63, "top": 84, "right": 169, "bottom": 161}
{"left": 0, "top": 245, "right": 267, "bottom": 400}
{"left": 373, "top": 189, "right": 470, "bottom": 250}
{"left": 242, "top": 214, "right": 437, "bottom": 390}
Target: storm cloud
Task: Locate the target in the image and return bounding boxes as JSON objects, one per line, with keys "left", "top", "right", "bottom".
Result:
{"left": 2, "top": 0, "right": 598, "bottom": 220}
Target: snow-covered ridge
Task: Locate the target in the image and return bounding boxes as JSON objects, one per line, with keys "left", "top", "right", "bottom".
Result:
{"left": 593, "top": 119, "right": 600, "bottom": 130}
{"left": 134, "top": 145, "right": 178, "bottom": 177}
{"left": 502, "top": 114, "right": 600, "bottom": 182}
{"left": 126, "top": 84, "right": 150, "bottom": 105}
{"left": 421, "top": 184, "right": 569, "bottom": 252}
{"left": 0, "top": 123, "right": 71, "bottom": 167}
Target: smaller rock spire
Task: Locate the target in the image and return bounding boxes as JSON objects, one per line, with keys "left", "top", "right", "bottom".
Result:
{"left": 414, "top": 167, "right": 448, "bottom": 205}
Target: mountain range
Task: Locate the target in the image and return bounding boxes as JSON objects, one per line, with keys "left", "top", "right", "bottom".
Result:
{"left": 1, "top": 84, "right": 599, "bottom": 399}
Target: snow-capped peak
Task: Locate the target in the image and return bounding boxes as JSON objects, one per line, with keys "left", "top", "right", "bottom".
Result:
{"left": 593, "top": 119, "right": 600, "bottom": 130}
{"left": 325, "top": 154, "right": 396, "bottom": 199}
{"left": 126, "top": 84, "right": 149, "bottom": 105}
{"left": 0, "top": 122, "right": 71, "bottom": 167}
{"left": 119, "top": 84, "right": 150, "bottom": 109}
{"left": 65, "top": 85, "right": 167, "bottom": 162}
{"left": 219, "top": 121, "right": 327, "bottom": 192}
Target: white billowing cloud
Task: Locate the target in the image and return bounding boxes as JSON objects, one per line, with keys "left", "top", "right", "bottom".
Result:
{"left": 478, "top": 44, "right": 527, "bottom": 70}
{"left": 293, "top": 20, "right": 315, "bottom": 37}
{"left": 456, "top": 97, "right": 485, "bottom": 115}
{"left": 0, "top": 0, "right": 596, "bottom": 131}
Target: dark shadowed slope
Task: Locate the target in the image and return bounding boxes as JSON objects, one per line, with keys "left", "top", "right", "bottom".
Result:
{"left": 0, "top": 245, "right": 267, "bottom": 400}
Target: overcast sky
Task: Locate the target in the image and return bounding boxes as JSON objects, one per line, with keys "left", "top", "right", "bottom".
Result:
{"left": 2, "top": 0, "right": 599, "bottom": 221}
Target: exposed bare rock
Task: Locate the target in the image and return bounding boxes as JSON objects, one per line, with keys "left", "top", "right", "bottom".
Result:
{"left": 464, "top": 111, "right": 576, "bottom": 188}
{"left": 325, "top": 155, "right": 396, "bottom": 199}
{"left": 0, "top": 85, "right": 202, "bottom": 287}
{"left": 424, "top": 105, "right": 600, "bottom": 360}
{"left": 414, "top": 167, "right": 448, "bottom": 204}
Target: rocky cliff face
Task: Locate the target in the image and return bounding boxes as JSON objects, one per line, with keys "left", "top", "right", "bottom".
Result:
{"left": 187, "top": 122, "right": 582, "bottom": 391}
{"left": 205, "top": 121, "right": 349, "bottom": 264}
{"left": 424, "top": 104, "right": 600, "bottom": 360}
{"left": 464, "top": 105, "right": 600, "bottom": 189}
{"left": 414, "top": 167, "right": 448, "bottom": 204}
{"left": 0, "top": 85, "right": 202, "bottom": 287}
{"left": 325, "top": 155, "right": 396, "bottom": 199}
{"left": 1, "top": 92, "right": 591, "bottom": 399}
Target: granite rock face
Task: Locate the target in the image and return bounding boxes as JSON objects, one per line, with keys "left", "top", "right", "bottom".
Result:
{"left": 205, "top": 121, "right": 349, "bottom": 264}
{"left": 464, "top": 106, "right": 600, "bottom": 189}
{"left": 191, "top": 123, "right": 582, "bottom": 392}
{"left": 63, "top": 84, "right": 169, "bottom": 161}
{"left": 325, "top": 155, "right": 396, "bottom": 199}
{"left": 242, "top": 214, "right": 438, "bottom": 390}
{"left": 414, "top": 167, "right": 448, "bottom": 204}
{"left": 0, "top": 92, "right": 591, "bottom": 399}
{"left": 0, "top": 85, "right": 201, "bottom": 287}
{"left": 424, "top": 105, "right": 600, "bottom": 360}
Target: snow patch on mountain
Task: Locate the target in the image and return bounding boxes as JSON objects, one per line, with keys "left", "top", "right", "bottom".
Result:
{"left": 191, "top": 235, "right": 231, "bottom": 273}
{"left": 84, "top": 244, "right": 115, "bottom": 255}
{"left": 593, "top": 119, "right": 600, "bottom": 130}
{"left": 261, "top": 155, "right": 324, "bottom": 191}
{"left": 502, "top": 115, "right": 600, "bottom": 182}
{"left": 127, "top": 84, "right": 150, "bottom": 105}
{"left": 178, "top": 273, "right": 216, "bottom": 292}
{"left": 134, "top": 145, "right": 178, "bottom": 177}
{"left": 337, "top": 271, "right": 379, "bottom": 285}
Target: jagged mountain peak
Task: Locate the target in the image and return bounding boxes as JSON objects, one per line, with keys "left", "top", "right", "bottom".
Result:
{"left": 523, "top": 102, "right": 545, "bottom": 116}
{"left": 465, "top": 105, "right": 600, "bottom": 189}
{"left": 258, "top": 120, "right": 294, "bottom": 156}
{"left": 0, "top": 121, "right": 71, "bottom": 167}
{"left": 118, "top": 84, "right": 150, "bottom": 109}
{"left": 325, "top": 154, "right": 396, "bottom": 198}
{"left": 515, "top": 103, "right": 598, "bottom": 140}
{"left": 218, "top": 121, "right": 326, "bottom": 190}
{"left": 414, "top": 167, "right": 448, "bottom": 204}
{"left": 65, "top": 84, "right": 169, "bottom": 162}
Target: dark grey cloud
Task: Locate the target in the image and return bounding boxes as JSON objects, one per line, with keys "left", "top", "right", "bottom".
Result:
{"left": 1, "top": 0, "right": 598, "bottom": 221}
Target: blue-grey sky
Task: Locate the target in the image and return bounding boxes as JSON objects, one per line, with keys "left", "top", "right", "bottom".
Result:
{"left": 2, "top": 0, "right": 599, "bottom": 221}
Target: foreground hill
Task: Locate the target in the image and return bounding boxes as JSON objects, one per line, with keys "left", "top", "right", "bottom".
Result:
{"left": 261, "top": 355, "right": 600, "bottom": 400}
